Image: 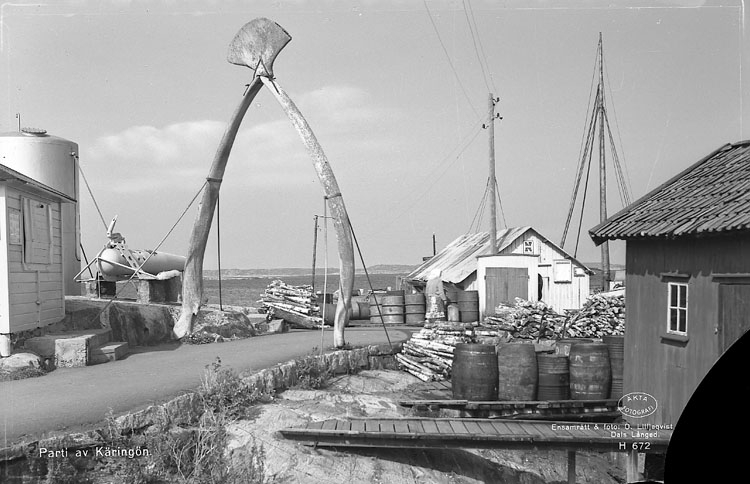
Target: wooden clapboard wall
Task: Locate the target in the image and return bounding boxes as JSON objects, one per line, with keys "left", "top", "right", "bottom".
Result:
{"left": 2, "top": 185, "right": 64, "bottom": 333}
{"left": 625, "top": 236, "right": 750, "bottom": 425}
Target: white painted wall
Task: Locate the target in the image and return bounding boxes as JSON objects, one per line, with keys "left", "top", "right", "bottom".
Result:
{"left": 477, "top": 229, "right": 590, "bottom": 317}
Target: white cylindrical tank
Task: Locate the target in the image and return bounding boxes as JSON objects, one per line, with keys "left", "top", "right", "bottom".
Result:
{"left": 0, "top": 129, "right": 81, "bottom": 296}
{"left": 97, "top": 248, "right": 186, "bottom": 280}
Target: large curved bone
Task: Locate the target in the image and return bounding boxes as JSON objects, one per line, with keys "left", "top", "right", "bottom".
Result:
{"left": 174, "top": 19, "right": 291, "bottom": 338}
{"left": 259, "top": 75, "right": 354, "bottom": 348}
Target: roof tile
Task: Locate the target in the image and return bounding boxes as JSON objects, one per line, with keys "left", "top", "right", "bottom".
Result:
{"left": 590, "top": 141, "right": 750, "bottom": 242}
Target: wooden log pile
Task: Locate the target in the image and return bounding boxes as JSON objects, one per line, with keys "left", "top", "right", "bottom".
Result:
{"left": 482, "top": 298, "right": 567, "bottom": 340}
{"left": 563, "top": 293, "right": 625, "bottom": 338}
{"left": 396, "top": 322, "right": 473, "bottom": 381}
{"left": 258, "top": 280, "right": 323, "bottom": 328}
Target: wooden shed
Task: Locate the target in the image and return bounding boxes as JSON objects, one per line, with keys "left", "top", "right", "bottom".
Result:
{"left": 589, "top": 140, "right": 750, "bottom": 426}
{"left": 407, "top": 227, "right": 591, "bottom": 317}
{"left": 0, "top": 130, "right": 80, "bottom": 355}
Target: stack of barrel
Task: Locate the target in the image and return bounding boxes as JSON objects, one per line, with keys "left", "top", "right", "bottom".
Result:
{"left": 349, "top": 296, "right": 371, "bottom": 320}
{"left": 404, "top": 293, "right": 426, "bottom": 324}
{"left": 443, "top": 288, "right": 480, "bottom": 323}
{"left": 451, "top": 337, "right": 624, "bottom": 402}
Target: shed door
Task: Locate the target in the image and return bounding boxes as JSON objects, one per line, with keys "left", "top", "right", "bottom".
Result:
{"left": 718, "top": 284, "right": 750, "bottom": 354}
{"left": 485, "top": 267, "right": 528, "bottom": 314}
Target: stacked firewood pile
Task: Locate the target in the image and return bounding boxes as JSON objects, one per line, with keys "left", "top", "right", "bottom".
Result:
{"left": 482, "top": 298, "right": 567, "bottom": 340}
{"left": 395, "top": 322, "right": 473, "bottom": 381}
{"left": 563, "top": 294, "right": 625, "bottom": 338}
{"left": 258, "top": 280, "right": 319, "bottom": 316}
{"left": 396, "top": 294, "right": 626, "bottom": 381}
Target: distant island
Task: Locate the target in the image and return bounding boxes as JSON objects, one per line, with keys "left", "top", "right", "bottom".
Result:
{"left": 203, "top": 264, "right": 418, "bottom": 280}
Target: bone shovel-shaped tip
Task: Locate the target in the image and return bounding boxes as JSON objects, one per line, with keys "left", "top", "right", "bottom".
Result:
{"left": 227, "top": 17, "right": 291, "bottom": 76}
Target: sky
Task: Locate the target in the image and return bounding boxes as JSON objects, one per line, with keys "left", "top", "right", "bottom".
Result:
{"left": 1, "top": 0, "right": 747, "bottom": 270}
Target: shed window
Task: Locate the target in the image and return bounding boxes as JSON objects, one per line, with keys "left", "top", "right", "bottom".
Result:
{"left": 667, "top": 283, "right": 688, "bottom": 335}
{"left": 22, "top": 197, "right": 53, "bottom": 265}
{"left": 553, "top": 260, "right": 572, "bottom": 283}
{"left": 523, "top": 240, "right": 535, "bottom": 254}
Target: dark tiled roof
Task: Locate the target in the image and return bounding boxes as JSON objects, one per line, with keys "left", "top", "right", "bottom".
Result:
{"left": 590, "top": 140, "right": 750, "bottom": 243}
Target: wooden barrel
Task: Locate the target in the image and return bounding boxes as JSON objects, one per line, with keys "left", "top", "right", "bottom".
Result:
{"left": 445, "top": 287, "right": 459, "bottom": 306}
{"left": 378, "top": 295, "right": 404, "bottom": 324}
{"left": 452, "top": 344, "right": 498, "bottom": 401}
{"left": 369, "top": 294, "right": 383, "bottom": 323}
{"left": 447, "top": 304, "right": 460, "bottom": 322}
{"left": 457, "top": 290, "right": 480, "bottom": 322}
{"left": 496, "top": 342, "right": 538, "bottom": 401}
{"left": 404, "top": 293, "right": 425, "bottom": 325}
{"left": 322, "top": 303, "right": 336, "bottom": 325}
{"left": 569, "top": 343, "right": 611, "bottom": 400}
{"left": 350, "top": 301, "right": 370, "bottom": 320}
{"left": 554, "top": 338, "right": 594, "bottom": 357}
{"left": 536, "top": 354, "right": 570, "bottom": 400}
{"left": 603, "top": 335, "right": 624, "bottom": 399}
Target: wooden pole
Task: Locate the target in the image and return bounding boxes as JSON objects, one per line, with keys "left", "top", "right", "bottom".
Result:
{"left": 217, "top": 193, "right": 223, "bottom": 311}
{"left": 567, "top": 450, "right": 576, "bottom": 484}
{"left": 488, "top": 93, "right": 498, "bottom": 254}
{"left": 625, "top": 450, "right": 639, "bottom": 483}
{"left": 597, "top": 33, "right": 611, "bottom": 289}
{"left": 311, "top": 215, "right": 319, "bottom": 294}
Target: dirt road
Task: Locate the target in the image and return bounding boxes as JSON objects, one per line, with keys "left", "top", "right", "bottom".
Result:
{"left": 1, "top": 326, "right": 411, "bottom": 446}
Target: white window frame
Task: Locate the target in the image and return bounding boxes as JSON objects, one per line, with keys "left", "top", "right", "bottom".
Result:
{"left": 553, "top": 259, "right": 572, "bottom": 283}
{"left": 523, "top": 240, "right": 535, "bottom": 255}
{"left": 667, "top": 282, "right": 688, "bottom": 335}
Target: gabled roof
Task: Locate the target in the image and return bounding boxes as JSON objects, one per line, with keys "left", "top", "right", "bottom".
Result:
{"left": 407, "top": 226, "right": 591, "bottom": 284}
{"left": 590, "top": 140, "right": 750, "bottom": 243}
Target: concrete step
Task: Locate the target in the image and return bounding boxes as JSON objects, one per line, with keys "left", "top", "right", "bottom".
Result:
{"left": 23, "top": 328, "right": 113, "bottom": 368}
{"left": 89, "top": 342, "right": 130, "bottom": 365}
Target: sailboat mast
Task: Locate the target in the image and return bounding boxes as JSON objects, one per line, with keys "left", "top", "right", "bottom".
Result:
{"left": 488, "top": 92, "right": 498, "bottom": 254}
{"left": 597, "top": 33, "right": 611, "bottom": 289}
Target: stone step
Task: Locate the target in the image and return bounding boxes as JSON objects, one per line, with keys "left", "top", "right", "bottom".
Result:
{"left": 23, "top": 328, "right": 113, "bottom": 368}
{"left": 89, "top": 342, "right": 130, "bottom": 365}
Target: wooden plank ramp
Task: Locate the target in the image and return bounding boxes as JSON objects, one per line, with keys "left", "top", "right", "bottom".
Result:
{"left": 399, "top": 398, "right": 621, "bottom": 421}
{"left": 280, "top": 417, "right": 670, "bottom": 453}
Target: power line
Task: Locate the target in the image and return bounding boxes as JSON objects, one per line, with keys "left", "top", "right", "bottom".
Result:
{"left": 373, "top": 122, "right": 485, "bottom": 233}
{"left": 462, "top": 0, "right": 493, "bottom": 94}
{"left": 423, "top": 0, "right": 480, "bottom": 119}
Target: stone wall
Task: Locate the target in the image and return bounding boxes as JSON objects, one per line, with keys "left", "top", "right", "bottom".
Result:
{"left": 0, "top": 342, "right": 402, "bottom": 476}
{"left": 10, "top": 297, "right": 269, "bottom": 350}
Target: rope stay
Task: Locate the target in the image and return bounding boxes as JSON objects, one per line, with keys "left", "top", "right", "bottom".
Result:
{"left": 561, "top": 87, "right": 600, "bottom": 248}
{"left": 494, "top": 176, "right": 507, "bottom": 229}
{"left": 349, "top": 220, "right": 393, "bottom": 351}
{"left": 82, "top": 180, "right": 209, "bottom": 327}
{"left": 561, "top": 35, "right": 633, "bottom": 253}
{"left": 74, "top": 155, "right": 108, "bottom": 230}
